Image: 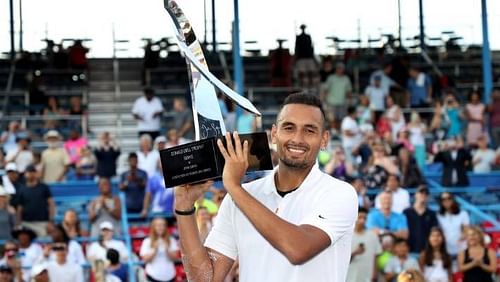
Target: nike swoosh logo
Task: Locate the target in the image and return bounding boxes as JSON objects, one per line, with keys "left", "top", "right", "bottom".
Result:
{"left": 318, "top": 215, "right": 326, "bottom": 219}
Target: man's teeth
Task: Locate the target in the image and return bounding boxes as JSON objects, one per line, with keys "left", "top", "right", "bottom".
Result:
{"left": 288, "top": 148, "right": 305, "bottom": 153}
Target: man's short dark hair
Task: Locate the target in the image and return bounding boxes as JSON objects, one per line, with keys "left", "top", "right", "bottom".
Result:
{"left": 358, "top": 207, "right": 368, "bottom": 214}
{"left": 279, "top": 92, "right": 326, "bottom": 127}
{"left": 106, "top": 248, "right": 120, "bottom": 264}
{"left": 394, "top": 238, "right": 408, "bottom": 246}
{"left": 128, "top": 152, "right": 138, "bottom": 160}
{"left": 347, "top": 106, "right": 356, "bottom": 115}
{"left": 144, "top": 87, "right": 154, "bottom": 95}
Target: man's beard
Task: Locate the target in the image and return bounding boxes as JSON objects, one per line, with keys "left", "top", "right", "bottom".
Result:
{"left": 279, "top": 156, "right": 311, "bottom": 170}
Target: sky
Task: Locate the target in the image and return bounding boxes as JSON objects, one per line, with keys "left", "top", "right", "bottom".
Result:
{"left": 1, "top": 0, "right": 500, "bottom": 58}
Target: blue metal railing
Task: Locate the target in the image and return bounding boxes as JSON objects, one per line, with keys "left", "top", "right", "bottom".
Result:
{"left": 119, "top": 192, "right": 136, "bottom": 282}
{"left": 427, "top": 179, "right": 500, "bottom": 231}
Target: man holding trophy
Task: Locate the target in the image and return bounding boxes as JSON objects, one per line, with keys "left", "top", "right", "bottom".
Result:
{"left": 162, "top": 1, "right": 358, "bottom": 281}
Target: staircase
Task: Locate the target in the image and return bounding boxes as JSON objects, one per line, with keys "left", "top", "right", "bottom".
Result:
{"left": 87, "top": 58, "right": 144, "bottom": 153}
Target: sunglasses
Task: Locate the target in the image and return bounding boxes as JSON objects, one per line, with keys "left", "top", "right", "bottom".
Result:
{"left": 52, "top": 245, "right": 67, "bottom": 251}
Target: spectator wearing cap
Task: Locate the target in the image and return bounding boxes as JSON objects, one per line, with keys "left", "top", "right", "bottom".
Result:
{"left": 341, "top": 106, "right": 362, "bottom": 164}
{"left": 137, "top": 134, "right": 160, "bottom": 177}
{"left": 12, "top": 226, "right": 43, "bottom": 282}
{"left": 88, "top": 178, "right": 121, "bottom": 237}
{"left": 321, "top": 62, "right": 352, "bottom": 127}
{"left": 350, "top": 178, "right": 371, "bottom": 210}
{"left": 366, "top": 190, "right": 409, "bottom": 240}
{"left": 40, "top": 130, "right": 70, "bottom": 182}
{"left": 120, "top": 152, "right": 148, "bottom": 214}
{"left": 369, "top": 62, "right": 397, "bottom": 96}
{"left": 30, "top": 263, "right": 49, "bottom": 282}
{"left": 4, "top": 132, "right": 33, "bottom": 174}
{"left": 0, "top": 121, "right": 21, "bottom": 154}
{"left": 94, "top": 132, "right": 121, "bottom": 178}
{"left": 132, "top": 87, "right": 164, "bottom": 141}
{"left": 86, "top": 221, "right": 128, "bottom": 263}
{"left": 16, "top": 164, "right": 54, "bottom": 237}
{"left": 2, "top": 163, "right": 23, "bottom": 199}
{"left": 46, "top": 241, "right": 84, "bottom": 282}
{"left": 403, "top": 186, "right": 438, "bottom": 253}
{"left": 154, "top": 135, "right": 167, "bottom": 151}
{"left": 0, "top": 185, "right": 15, "bottom": 241}
{"left": 0, "top": 241, "right": 24, "bottom": 282}
{"left": 375, "top": 174, "right": 410, "bottom": 214}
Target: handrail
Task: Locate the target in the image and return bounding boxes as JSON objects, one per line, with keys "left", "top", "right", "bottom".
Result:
{"left": 427, "top": 179, "right": 500, "bottom": 230}
{"left": 1, "top": 61, "right": 16, "bottom": 116}
{"left": 119, "top": 192, "right": 136, "bottom": 282}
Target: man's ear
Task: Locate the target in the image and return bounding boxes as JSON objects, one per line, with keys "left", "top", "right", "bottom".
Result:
{"left": 271, "top": 124, "right": 277, "bottom": 145}
{"left": 321, "top": 129, "right": 330, "bottom": 150}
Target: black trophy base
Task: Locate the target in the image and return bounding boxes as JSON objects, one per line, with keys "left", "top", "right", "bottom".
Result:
{"left": 159, "top": 132, "right": 273, "bottom": 187}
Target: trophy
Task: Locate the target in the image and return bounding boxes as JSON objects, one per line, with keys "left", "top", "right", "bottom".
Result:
{"left": 160, "top": 0, "right": 273, "bottom": 187}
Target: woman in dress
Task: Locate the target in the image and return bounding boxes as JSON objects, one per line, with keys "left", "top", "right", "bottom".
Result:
{"left": 465, "top": 91, "right": 486, "bottom": 147}
{"left": 140, "top": 217, "right": 179, "bottom": 282}
{"left": 458, "top": 226, "right": 497, "bottom": 282}
{"left": 419, "top": 227, "right": 452, "bottom": 282}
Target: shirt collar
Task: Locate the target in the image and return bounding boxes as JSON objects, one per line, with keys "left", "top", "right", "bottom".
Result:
{"left": 262, "top": 163, "right": 322, "bottom": 196}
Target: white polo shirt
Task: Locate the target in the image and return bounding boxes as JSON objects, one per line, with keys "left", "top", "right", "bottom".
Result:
{"left": 374, "top": 188, "right": 410, "bottom": 214}
{"left": 131, "top": 96, "right": 164, "bottom": 131}
{"left": 204, "top": 164, "right": 358, "bottom": 282}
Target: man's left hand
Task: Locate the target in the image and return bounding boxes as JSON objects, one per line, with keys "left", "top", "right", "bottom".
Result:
{"left": 217, "top": 132, "right": 249, "bottom": 190}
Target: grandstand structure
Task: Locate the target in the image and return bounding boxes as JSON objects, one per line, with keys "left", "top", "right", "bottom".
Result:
{"left": 1, "top": 7, "right": 500, "bottom": 278}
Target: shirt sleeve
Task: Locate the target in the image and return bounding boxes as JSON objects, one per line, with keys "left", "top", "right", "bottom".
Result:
{"left": 396, "top": 214, "right": 408, "bottom": 231}
{"left": 139, "top": 238, "right": 152, "bottom": 257}
{"left": 168, "top": 237, "right": 179, "bottom": 252}
{"left": 300, "top": 181, "right": 358, "bottom": 245}
{"left": 131, "top": 99, "right": 140, "bottom": 115}
{"left": 204, "top": 195, "right": 238, "bottom": 260}
{"left": 365, "top": 211, "right": 378, "bottom": 230}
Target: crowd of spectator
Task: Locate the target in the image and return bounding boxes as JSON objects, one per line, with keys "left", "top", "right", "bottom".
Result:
{"left": 1, "top": 28, "right": 500, "bottom": 281}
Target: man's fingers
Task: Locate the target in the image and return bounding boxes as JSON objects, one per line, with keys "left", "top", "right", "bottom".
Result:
{"left": 233, "top": 131, "right": 243, "bottom": 158}
{"left": 224, "top": 132, "right": 236, "bottom": 157}
{"left": 217, "top": 139, "right": 229, "bottom": 159}
{"left": 242, "top": 140, "right": 249, "bottom": 162}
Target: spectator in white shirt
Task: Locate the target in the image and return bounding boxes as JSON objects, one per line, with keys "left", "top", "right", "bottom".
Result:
{"left": 375, "top": 174, "right": 410, "bottom": 214}
{"left": 46, "top": 242, "right": 84, "bottom": 282}
{"left": 341, "top": 106, "right": 362, "bottom": 163}
{"left": 137, "top": 134, "right": 160, "bottom": 177}
{"left": 132, "top": 87, "right": 164, "bottom": 141}
{"left": 5, "top": 133, "right": 34, "bottom": 174}
{"left": 43, "top": 224, "right": 86, "bottom": 266}
{"left": 86, "top": 221, "right": 128, "bottom": 263}
{"left": 472, "top": 135, "right": 496, "bottom": 173}
{"left": 12, "top": 226, "right": 43, "bottom": 282}
{"left": 140, "top": 217, "right": 179, "bottom": 282}
{"left": 365, "top": 75, "right": 387, "bottom": 124}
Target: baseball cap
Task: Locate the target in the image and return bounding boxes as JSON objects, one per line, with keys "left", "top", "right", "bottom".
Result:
{"left": 31, "top": 263, "right": 47, "bottom": 277}
{"left": 154, "top": 136, "right": 167, "bottom": 145}
{"left": 99, "top": 221, "right": 114, "bottom": 231}
{"left": 44, "top": 130, "right": 61, "bottom": 140}
{"left": 24, "top": 164, "right": 37, "bottom": 173}
{"left": 416, "top": 185, "right": 429, "bottom": 195}
{"left": 5, "top": 162, "right": 17, "bottom": 172}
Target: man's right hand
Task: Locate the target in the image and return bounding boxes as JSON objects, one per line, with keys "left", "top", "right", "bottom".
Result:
{"left": 174, "top": 181, "right": 213, "bottom": 211}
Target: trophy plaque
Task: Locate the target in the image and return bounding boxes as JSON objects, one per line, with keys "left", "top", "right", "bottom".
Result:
{"left": 160, "top": 0, "right": 273, "bottom": 187}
